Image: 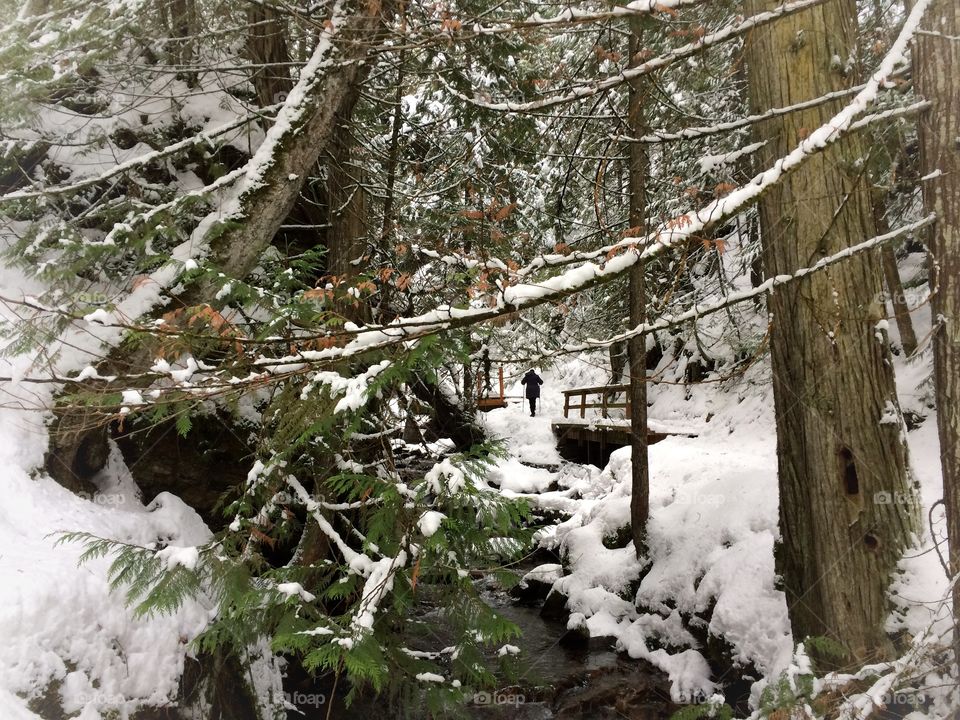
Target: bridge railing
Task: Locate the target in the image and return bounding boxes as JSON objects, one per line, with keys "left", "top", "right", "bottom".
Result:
{"left": 561, "top": 383, "right": 633, "bottom": 420}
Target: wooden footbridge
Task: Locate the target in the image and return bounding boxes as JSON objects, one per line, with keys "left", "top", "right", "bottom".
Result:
{"left": 552, "top": 384, "right": 696, "bottom": 465}
{"left": 474, "top": 369, "right": 698, "bottom": 465}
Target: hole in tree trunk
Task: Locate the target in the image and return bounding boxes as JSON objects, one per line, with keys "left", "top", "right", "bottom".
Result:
{"left": 864, "top": 533, "right": 880, "bottom": 551}
{"left": 838, "top": 447, "right": 859, "bottom": 496}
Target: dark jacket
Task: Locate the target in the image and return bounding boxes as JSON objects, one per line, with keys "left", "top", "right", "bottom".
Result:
{"left": 521, "top": 371, "right": 543, "bottom": 399}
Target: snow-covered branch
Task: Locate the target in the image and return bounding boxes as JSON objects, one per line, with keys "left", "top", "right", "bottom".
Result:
{"left": 560, "top": 215, "right": 936, "bottom": 353}
{"left": 621, "top": 81, "right": 875, "bottom": 144}
{"left": 0, "top": 108, "right": 276, "bottom": 204}
{"left": 447, "top": 0, "right": 830, "bottom": 113}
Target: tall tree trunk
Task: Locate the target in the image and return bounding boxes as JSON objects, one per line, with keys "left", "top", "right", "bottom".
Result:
{"left": 246, "top": 2, "right": 293, "bottom": 109}
{"left": 380, "top": 50, "right": 405, "bottom": 243}
{"left": 325, "top": 98, "right": 371, "bottom": 324}
{"left": 374, "top": 50, "right": 405, "bottom": 322}
{"left": 628, "top": 17, "right": 650, "bottom": 557}
{"left": 168, "top": 0, "right": 198, "bottom": 86}
{"left": 744, "top": 0, "right": 919, "bottom": 665}
{"left": 914, "top": 0, "right": 960, "bottom": 661}
{"left": 879, "top": 239, "right": 919, "bottom": 357}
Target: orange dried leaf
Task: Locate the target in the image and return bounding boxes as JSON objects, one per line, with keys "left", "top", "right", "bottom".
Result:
{"left": 251, "top": 527, "right": 277, "bottom": 549}
{"left": 411, "top": 557, "right": 422, "bottom": 592}
{"left": 130, "top": 274, "right": 153, "bottom": 291}
{"left": 493, "top": 203, "right": 518, "bottom": 222}
{"left": 606, "top": 245, "right": 624, "bottom": 261}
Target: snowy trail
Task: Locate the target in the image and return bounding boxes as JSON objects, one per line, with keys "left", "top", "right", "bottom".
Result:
{"left": 479, "top": 353, "right": 951, "bottom": 708}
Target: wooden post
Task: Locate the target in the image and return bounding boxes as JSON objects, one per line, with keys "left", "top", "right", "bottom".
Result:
{"left": 601, "top": 391, "right": 608, "bottom": 419}
{"left": 625, "top": 388, "right": 632, "bottom": 420}
{"left": 564, "top": 392, "right": 570, "bottom": 418}
{"left": 580, "top": 391, "right": 586, "bottom": 419}
{"left": 498, "top": 366, "right": 504, "bottom": 401}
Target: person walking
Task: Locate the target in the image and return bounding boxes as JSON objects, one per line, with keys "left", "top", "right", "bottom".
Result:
{"left": 521, "top": 368, "right": 543, "bottom": 417}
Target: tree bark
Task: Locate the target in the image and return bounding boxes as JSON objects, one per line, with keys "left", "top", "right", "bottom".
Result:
{"left": 246, "top": 2, "right": 294, "bottom": 109}
{"left": 879, "top": 241, "right": 919, "bottom": 356}
{"left": 324, "top": 95, "right": 371, "bottom": 324}
{"left": 168, "top": 0, "right": 198, "bottom": 86}
{"left": 371, "top": 50, "right": 406, "bottom": 322}
{"left": 628, "top": 17, "right": 650, "bottom": 558}
{"left": 205, "top": 0, "right": 386, "bottom": 288}
{"left": 914, "top": 0, "right": 960, "bottom": 661}
{"left": 744, "top": 0, "right": 919, "bottom": 665}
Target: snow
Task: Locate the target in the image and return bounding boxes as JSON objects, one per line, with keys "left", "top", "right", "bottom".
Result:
{"left": 156, "top": 545, "right": 200, "bottom": 571}
{"left": 121, "top": 389, "right": 145, "bottom": 406}
{"left": 417, "top": 510, "right": 446, "bottom": 538}
{"left": 276, "top": 582, "right": 317, "bottom": 603}
{"left": 415, "top": 672, "right": 445, "bottom": 683}
{"left": 0, "top": 254, "right": 214, "bottom": 718}
{"left": 0, "top": 443, "right": 213, "bottom": 717}
{"left": 487, "top": 457, "right": 555, "bottom": 493}
{"left": 482, "top": 314, "right": 948, "bottom": 709}
{"left": 425, "top": 458, "right": 467, "bottom": 495}
{"left": 82, "top": 308, "right": 113, "bottom": 325}
{"left": 522, "top": 564, "right": 563, "bottom": 587}
{"left": 351, "top": 551, "right": 408, "bottom": 635}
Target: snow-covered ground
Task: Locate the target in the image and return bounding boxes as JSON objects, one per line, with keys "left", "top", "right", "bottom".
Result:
{"left": 0, "top": 254, "right": 951, "bottom": 718}
{"left": 0, "top": 264, "right": 214, "bottom": 718}
{"left": 476, "top": 333, "right": 952, "bottom": 714}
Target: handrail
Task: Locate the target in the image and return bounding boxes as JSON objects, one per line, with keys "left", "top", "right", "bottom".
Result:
{"left": 477, "top": 365, "right": 505, "bottom": 399}
{"left": 561, "top": 383, "right": 629, "bottom": 396}
{"left": 561, "top": 383, "right": 633, "bottom": 419}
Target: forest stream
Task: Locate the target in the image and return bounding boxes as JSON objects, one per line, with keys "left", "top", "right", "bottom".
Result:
{"left": 283, "top": 550, "right": 681, "bottom": 720}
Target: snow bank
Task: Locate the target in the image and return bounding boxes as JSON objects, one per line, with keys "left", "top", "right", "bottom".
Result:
{"left": 0, "top": 263, "right": 214, "bottom": 717}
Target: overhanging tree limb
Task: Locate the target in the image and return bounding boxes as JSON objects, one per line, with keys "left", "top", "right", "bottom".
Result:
{"left": 444, "top": 0, "right": 831, "bottom": 113}
{"left": 43, "top": 0, "right": 392, "bottom": 490}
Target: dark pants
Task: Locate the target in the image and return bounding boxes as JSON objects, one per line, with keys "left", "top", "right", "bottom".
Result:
{"left": 528, "top": 397, "right": 537, "bottom": 415}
